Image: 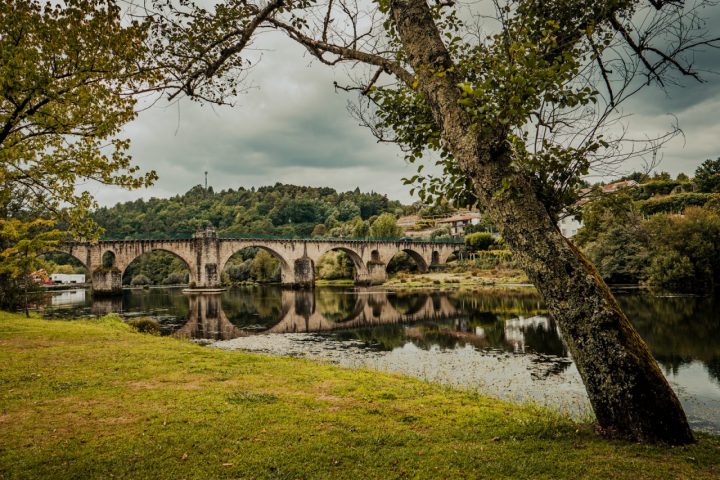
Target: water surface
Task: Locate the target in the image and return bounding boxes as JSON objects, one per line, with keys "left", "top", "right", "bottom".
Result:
{"left": 38, "top": 286, "right": 720, "bottom": 433}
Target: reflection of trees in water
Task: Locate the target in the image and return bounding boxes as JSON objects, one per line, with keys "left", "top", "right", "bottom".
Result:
{"left": 220, "top": 286, "right": 283, "bottom": 329}
{"left": 618, "top": 294, "right": 720, "bottom": 374}
{"left": 315, "top": 288, "right": 359, "bottom": 322}
{"left": 328, "top": 312, "right": 567, "bottom": 361}
{"left": 445, "top": 289, "right": 546, "bottom": 320}
{"left": 334, "top": 326, "right": 409, "bottom": 351}
{"left": 109, "top": 286, "right": 719, "bottom": 382}
{"left": 520, "top": 322, "right": 567, "bottom": 357}
{"left": 387, "top": 292, "right": 429, "bottom": 316}
{"left": 124, "top": 288, "right": 190, "bottom": 319}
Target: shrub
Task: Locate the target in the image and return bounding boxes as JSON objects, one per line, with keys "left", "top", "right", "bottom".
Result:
{"left": 465, "top": 232, "right": 496, "bottom": 251}
{"left": 127, "top": 317, "right": 161, "bottom": 335}
{"left": 130, "top": 274, "right": 151, "bottom": 286}
{"left": 646, "top": 250, "right": 696, "bottom": 291}
{"left": 430, "top": 227, "right": 451, "bottom": 240}
{"left": 585, "top": 225, "right": 651, "bottom": 284}
{"left": 162, "top": 271, "right": 189, "bottom": 285}
{"left": 226, "top": 260, "right": 252, "bottom": 283}
{"left": 645, "top": 207, "right": 720, "bottom": 288}
{"left": 631, "top": 180, "right": 682, "bottom": 200}
{"left": 473, "top": 250, "right": 515, "bottom": 269}
{"left": 311, "top": 224, "right": 327, "bottom": 237}
{"left": 250, "top": 250, "right": 280, "bottom": 282}
{"left": 316, "top": 251, "right": 354, "bottom": 280}
{"left": 636, "top": 193, "right": 715, "bottom": 216}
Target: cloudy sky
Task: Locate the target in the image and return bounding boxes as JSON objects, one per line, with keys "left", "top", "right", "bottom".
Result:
{"left": 90, "top": 2, "right": 720, "bottom": 207}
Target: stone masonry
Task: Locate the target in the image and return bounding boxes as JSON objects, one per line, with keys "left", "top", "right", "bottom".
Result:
{"left": 57, "top": 228, "right": 463, "bottom": 294}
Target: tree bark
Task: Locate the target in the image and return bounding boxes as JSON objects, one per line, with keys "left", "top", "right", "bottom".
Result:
{"left": 389, "top": 0, "right": 694, "bottom": 444}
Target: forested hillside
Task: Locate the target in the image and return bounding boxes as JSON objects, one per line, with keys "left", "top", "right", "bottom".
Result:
{"left": 93, "top": 183, "right": 406, "bottom": 239}
{"left": 576, "top": 161, "right": 720, "bottom": 291}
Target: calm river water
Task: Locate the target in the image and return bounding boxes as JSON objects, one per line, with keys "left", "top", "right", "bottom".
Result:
{"left": 37, "top": 286, "right": 720, "bottom": 434}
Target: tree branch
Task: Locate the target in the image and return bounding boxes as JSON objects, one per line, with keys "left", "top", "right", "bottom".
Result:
{"left": 267, "top": 18, "right": 414, "bottom": 86}
{"left": 167, "top": 0, "right": 285, "bottom": 100}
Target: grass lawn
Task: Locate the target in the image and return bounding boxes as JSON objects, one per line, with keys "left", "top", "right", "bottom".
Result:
{"left": 1, "top": 312, "right": 718, "bottom": 479}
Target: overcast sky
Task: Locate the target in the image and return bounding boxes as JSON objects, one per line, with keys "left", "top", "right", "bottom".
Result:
{"left": 90, "top": 2, "right": 720, "bottom": 207}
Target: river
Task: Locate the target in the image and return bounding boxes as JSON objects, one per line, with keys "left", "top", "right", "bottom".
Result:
{"left": 36, "top": 285, "right": 720, "bottom": 434}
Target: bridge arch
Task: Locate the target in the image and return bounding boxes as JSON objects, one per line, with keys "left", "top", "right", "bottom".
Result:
{"left": 220, "top": 245, "right": 292, "bottom": 284}
{"left": 120, "top": 248, "right": 194, "bottom": 286}
{"left": 314, "top": 245, "right": 369, "bottom": 285}
{"left": 439, "top": 247, "right": 468, "bottom": 265}
{"left": 386, "top": 248, "right": 429, "bottom": 274}
{"left": 101, "top": 250, "right": 116, "bottom": 268}
{"left": 401, "top": 248, "right": 429, "bottom": 272}
{"left": 43, "top": 249, "right": 89, "bottom": 272}
{"left": 315, "top": 246, "right": 366, "bottom": 272}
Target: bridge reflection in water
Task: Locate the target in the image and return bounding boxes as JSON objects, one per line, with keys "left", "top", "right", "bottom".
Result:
{"left": 175, "top": 290, "right": 462, "bottom": 339}
{"left": 170, "top": 288, "right": 562, "bottom": 357}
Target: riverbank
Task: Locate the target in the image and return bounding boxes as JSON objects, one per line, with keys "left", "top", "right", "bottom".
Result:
{"left": 384, "top": 269, "right": 531, "bottom": 288}
{"left": 1, "top": 313, "right": 719, "bottom": 479}
{"left": 311, "top": 269, "right": 531, "bottom": 289}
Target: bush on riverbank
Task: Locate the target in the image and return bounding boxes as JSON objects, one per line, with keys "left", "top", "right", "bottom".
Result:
{"left": 578, "top": 201, "right": 720, "bottom": 291}
{"left": 2, "top": 311, "right": 719, "bottom": 479}
{"left": 127, "top": 316, "right": 161, "bottom": 335}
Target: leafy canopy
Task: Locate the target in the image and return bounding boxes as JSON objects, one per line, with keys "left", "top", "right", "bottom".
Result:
{"left": 0, "top": 0, "right": 158, "bottom": 238}
{"left": 695, "top": 158, "right": 720, "bottom": 193}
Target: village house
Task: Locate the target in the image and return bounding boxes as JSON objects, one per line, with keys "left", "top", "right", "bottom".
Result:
{"left": 435, "top": 211, "right": 482, "bottom": 236}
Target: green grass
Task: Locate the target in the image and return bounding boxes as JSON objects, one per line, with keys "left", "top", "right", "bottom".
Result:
{"left": 0, "top": 312, "right": 718, "bottom": 479}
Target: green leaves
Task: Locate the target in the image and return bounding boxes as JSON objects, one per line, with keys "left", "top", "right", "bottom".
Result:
{"left": 0, "top": 218, "right": 63, "bottom": 279}
{"left": 1, "top": 0, "right": 157, "bottom": 240}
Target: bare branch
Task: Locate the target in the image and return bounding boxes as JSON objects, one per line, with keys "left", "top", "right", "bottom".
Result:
{"left": 267, "top": 18, "right": 414, "bottom": 85}
{"left": 166, "top": 0, "right": 284, "bottom": 100}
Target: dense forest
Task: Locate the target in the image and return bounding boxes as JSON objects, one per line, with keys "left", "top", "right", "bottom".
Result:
{"left": 575, "top": 160, "right": 720, "bottom": 292}
{"left": 93, "top": 183, "right": 406, "bottom": 239}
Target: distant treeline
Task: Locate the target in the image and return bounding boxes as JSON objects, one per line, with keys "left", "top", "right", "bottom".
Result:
{"left": 93, "top": 183, "right": 406, "bottom": 240}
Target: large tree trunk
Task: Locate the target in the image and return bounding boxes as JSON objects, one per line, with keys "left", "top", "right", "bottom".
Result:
{"left": 389, "top": 0, "right": 694, "bottom": 444}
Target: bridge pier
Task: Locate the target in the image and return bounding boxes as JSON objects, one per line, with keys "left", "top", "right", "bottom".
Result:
{"left": 91, "top": 268, "right": 122, "bottom": 296}
{"left": 368, "top": 262, "right": 388, "bottom": 285}
{"left": 291, "top": 257, "right": 315, "bottom": 288}
{"left": 191, "top": 227, "right": 223, "bottom": 290}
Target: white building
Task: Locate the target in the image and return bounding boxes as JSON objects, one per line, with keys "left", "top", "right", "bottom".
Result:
{"left": 435, "top": 212, "right": 482, "bottom": 235}
{"left": 50, "top": 273, "right": 86, "bottom": 284}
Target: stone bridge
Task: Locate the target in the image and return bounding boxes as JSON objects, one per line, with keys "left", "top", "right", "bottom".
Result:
{"left": 57, "top": 228, "right": 463, "bottom": 294}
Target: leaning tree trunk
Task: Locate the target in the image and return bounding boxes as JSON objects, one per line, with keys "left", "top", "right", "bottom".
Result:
{"left": 389, "top": 0, "right": 694, "bottom": 444}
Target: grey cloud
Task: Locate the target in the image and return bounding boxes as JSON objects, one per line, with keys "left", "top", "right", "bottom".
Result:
{"left": 104, "top": 2, "right": 720, "bottom": 208}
